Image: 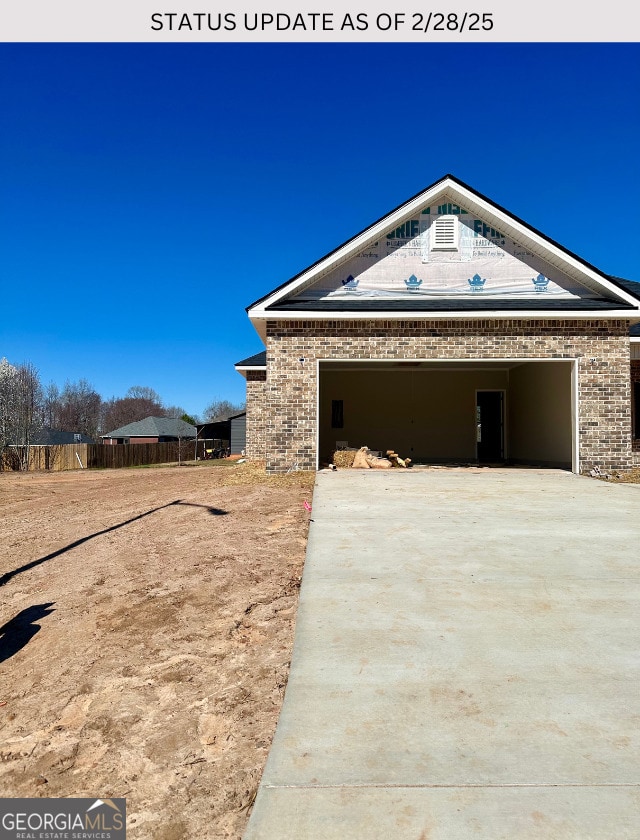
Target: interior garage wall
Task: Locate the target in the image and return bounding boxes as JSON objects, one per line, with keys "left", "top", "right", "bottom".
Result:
{"left": 319, "top": 368, "right": 507, "bottom": 463}
{"left": 508, "top": 362, "right": 572, "bottom": 468}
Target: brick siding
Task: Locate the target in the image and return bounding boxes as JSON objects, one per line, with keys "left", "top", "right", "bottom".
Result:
{"left": 245, "top": 318, "right": 633, "bottom": 474}
{"left": 631, "top": 359, "right": 640, "bottom": 457}
{"left": 245, "top": 370, "right": 267, "bottom": 459}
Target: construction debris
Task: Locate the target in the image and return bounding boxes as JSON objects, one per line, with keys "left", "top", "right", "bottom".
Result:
{"left": 386, "top": 450, "right": 412, "bottom": 468}
{"left": 333, "top": 446, "right": 413, "bottom": 470}
{"left": 590, "top": 464, "right": 612, "bottom": 480}
{"left": 352, "top": 447, "right": 371, "bottom": 469}
{"left": 366, "top": 452, "right": 392, "bottom": 469}
{"left": 332, "top": 449, "right": 357, "bottom": 468}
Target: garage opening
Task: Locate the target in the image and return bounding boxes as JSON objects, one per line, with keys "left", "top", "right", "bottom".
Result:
{"left": 318, "top": 360, "right": 576, "bottom": 471}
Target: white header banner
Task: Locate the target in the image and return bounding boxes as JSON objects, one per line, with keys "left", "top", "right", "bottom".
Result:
{"left": 1, "top": 1, "right": 639, "bottom": 42}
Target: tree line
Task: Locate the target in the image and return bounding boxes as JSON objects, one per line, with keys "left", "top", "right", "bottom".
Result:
{"left": 0, "top": 357, "right": 245, "bottom": 463}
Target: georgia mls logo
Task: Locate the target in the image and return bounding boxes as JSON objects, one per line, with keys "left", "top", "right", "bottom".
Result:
{"left": 85, "top": 799, "right": 124, "bottom": 830}
{"left": 0, "top": 797, "right": 126, "bottom": 839}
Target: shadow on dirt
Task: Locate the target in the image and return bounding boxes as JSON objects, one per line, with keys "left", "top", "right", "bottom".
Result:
{"left": 0, "top": 603, "right": 56, "bottom": 664}
{"left": 175, "top": 501, "right": 228, "bottom": 516}
{"left": 0, "top": 499, "right": 228, "bottom": 588}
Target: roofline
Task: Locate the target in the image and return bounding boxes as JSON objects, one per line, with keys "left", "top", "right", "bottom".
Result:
{"left": 100, "top": 418, "right": 197, "bottom": 438}
{"left": 100, "top": 433, "right": 137, "bottom": 438}
{"left": 246, "top": 174, "right": 640, "bottom": 314}
{"left": 247, "top": 309, "right": 640, "bottom": 342}
{"left": 248, "top": 310, "right": 640, "bottom": 344}
{"left": 100, "top": 432, "right": 197, "bottom": 438}
{"left": 250, "top": 309, "right": 640, "bottom": 322}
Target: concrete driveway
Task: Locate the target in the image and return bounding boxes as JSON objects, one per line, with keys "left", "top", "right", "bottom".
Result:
{"left": 244, "top": 469, "right": 640, "bottom": 839}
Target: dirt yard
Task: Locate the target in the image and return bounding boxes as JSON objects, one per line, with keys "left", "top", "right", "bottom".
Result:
{"left": 0, "top": 461, "right": 315, "bottom": 839}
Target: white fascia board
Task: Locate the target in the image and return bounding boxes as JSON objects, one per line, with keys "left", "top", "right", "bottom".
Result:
{"left": 249, "top": 178, "right": 640, "bottom": 315}
{"left": 251, "top": 309, "right": 637, "bottom": 325}
{"left": 631, "top": 336, "right": 640, "bottom": 342}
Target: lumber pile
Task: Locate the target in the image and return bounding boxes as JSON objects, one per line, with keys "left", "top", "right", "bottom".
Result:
{"left": 386, "top": 449, "right": 411, "bottom": 468}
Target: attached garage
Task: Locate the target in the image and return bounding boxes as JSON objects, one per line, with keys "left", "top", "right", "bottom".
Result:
{"left": 236, "top": 175, "right": 640, "bottom": 475}
{"left": 318, "top": 359, "right": 575, "bottom": 470}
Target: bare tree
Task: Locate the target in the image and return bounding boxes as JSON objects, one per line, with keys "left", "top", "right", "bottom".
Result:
{"left": 126, "top": 385, "right": 163, "bottom": 404}
{"left": 0, "top": 360, "right": 43, "bottom": 470}
{"left": 163, "top": 404, "right": 188, "bottom": 419}
{"left": 101, "top": 386, "right": 165, "bottom": 434}
{"left": 203, "top": 398, "right": 245, "bottom": 422}
{"left": 16, "top": 363, "right": 43, "bottom": 468}
{"left": 0, "top": 358, "right": 19, "bottom": 461}
{"left": 56, "top": 379, "right": 102, "bottom": 439}
{"left": 41, "top": 382, "right": 61, "bottom": 429}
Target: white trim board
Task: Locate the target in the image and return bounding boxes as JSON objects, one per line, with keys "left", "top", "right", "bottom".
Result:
{"left": 250, "top": 310, "right": 637, "bottom": 341}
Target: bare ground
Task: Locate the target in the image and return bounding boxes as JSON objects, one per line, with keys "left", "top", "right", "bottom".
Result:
{"left": 0, "top": 461, "right": 315, "bottom": 839}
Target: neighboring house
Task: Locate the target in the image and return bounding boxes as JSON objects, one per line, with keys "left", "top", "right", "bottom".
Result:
{"left": 31, "top": 428, "right": 96, "bottom": 445}
{"left": 3, "top": 428, "right": 95, "bottom": 470}
{"left": 101, "top": 416, "right": 196, "bottom": 444}
{"left": 236, "top": 174, "right": 640, "bottom": 474}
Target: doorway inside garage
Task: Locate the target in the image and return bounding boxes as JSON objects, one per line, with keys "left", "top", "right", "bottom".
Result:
{"left": 318, "top": 360, "right": 576, "bottom": 471}
{"left": 476, "top": 390, "right": 505, "bottom": 462}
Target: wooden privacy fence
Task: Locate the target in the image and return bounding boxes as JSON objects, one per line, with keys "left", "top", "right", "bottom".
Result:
{"left": 87, "top": 442, "right": 197, "bottom": 469}
{"left": 2, "top": 444, "right": 89, "bottom": 472}
{"left": 3, "top": 442, "right": 198, "bottom": 472}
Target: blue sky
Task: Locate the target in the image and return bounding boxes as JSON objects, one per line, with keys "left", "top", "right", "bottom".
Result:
{"left": 1, "top": 43, "right": 638, "bottom": 417}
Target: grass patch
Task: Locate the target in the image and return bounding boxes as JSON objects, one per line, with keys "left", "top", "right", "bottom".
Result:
{"left": 129, "top": 459, "right": 315, "bottom": 490}
{"left": 211, "top": 460, "right": 316, "bottom": 489}
{"left": 611, "top": 467, "right": 640, "bottom": 484}
{"left": 129, "top": 458, "right": 238, "bottom": 470}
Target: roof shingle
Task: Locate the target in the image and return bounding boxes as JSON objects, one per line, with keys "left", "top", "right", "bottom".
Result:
{"left": 102, "top": 416, "right": 196, "bottom": 439}
{"left": 235, "top": 351, "right": 266, "bottom": 367}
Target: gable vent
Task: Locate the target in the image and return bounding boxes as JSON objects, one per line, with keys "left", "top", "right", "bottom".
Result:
{"left": 431, "top": 215, "right": 458, "bottom": 250}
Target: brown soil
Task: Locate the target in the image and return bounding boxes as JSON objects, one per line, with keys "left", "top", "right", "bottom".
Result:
{"left": 0, "top": 461, "right": 315, "bottom": 838}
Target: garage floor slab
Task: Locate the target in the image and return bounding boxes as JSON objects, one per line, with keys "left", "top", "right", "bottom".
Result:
{"left": 243, "top": 469, "right": 640, "bottom": 839}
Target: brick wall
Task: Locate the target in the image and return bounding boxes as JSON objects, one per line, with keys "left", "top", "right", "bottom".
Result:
{"left": 245, "top": 370, "right": 267, "bottom": 460}
{"left": 631, "top": 359, "right": 640, "bottom": 457}
{"left": 257, "top": 318, "right": 632, "bottom": 474}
